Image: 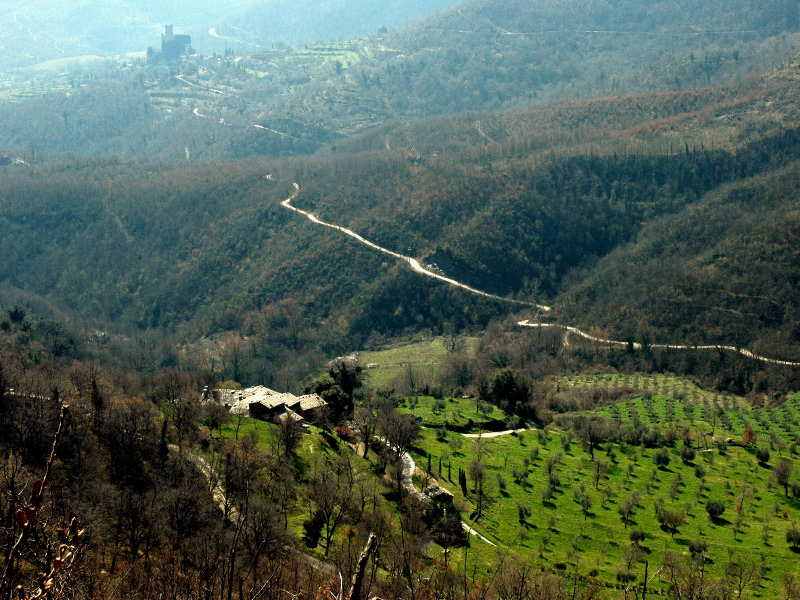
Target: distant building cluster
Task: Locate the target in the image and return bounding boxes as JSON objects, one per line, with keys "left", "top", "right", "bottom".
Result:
{"left": 203, "top": 385, "right": 327, "bottom": 424}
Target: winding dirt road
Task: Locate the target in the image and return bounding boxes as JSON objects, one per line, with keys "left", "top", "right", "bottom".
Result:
{"left": 280, "top": 182, "right": 550, "bottom": 311}
{"left": 276, "top": 181, "right": 800, "bottom": 368}
{"left": 462, "top": 428, "right": 529, "bottom": 438}
{"left": 175, "top": 74, "right": 226, "bottom": 95}
{"left": 392, "top": 445, "right": 496, "bottom": 547}
{"left": 518, "top": 320, "right": 800, "bottom": 367}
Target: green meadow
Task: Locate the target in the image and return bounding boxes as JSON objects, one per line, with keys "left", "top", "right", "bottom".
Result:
{"left": 403, "top": 391, "right": 800, "bottom": 598}
{"left": 204, "top": 379, "right": 800, "bottom": 597}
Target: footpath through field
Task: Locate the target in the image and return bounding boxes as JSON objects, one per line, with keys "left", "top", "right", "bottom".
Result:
{"left": 385, "top": 439, "right": 497, "bottom": 547}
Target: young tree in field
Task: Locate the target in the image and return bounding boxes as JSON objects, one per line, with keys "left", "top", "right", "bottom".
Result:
{"left": 787, "top": 524, "right": 800, "bottom": 550}
{"left": 725, "top": 552, "right": 761, "bottom": 599}
{"left": 783, "top": 572, "right": 800, "bottom": 600}
{"left": 618, "top": 495, "right": 637, "bottom": 528}
{"left": 378, "top": 403, "right": 420, "bottom": 460}
{"left": 308, "top": 454, "right": 357, "bottom": 556}
{"left": 662, "top": 509, "right": 686, "bottom": 538}
{"left": 572, "top": 415, "right": 610, "bottom": 461}
{"left": 772, "top": 459, "right": 794, "bottom": 496}
{"left": 352, "top": 393, "right": 379, "bottom": 458}
{"left": 572, "top": 485, "right": 593, "bottom": 521}
{"left": 469, "top": 458, "right": 487, "bottom": 520}
{"left": 275, "top": 414, "right": 304, "bottom": 459}
{"left": 592, "top": 458, "right": 610, "bottom": 489}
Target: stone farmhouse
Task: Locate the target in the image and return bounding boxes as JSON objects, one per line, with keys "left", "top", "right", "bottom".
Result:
{"left": 203, "top": 385, "right": 327, "bottom": 424}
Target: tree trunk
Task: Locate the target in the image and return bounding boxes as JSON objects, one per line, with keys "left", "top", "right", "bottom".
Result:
{"left": 348, "top": 533, "right": 377, "bottom": 600}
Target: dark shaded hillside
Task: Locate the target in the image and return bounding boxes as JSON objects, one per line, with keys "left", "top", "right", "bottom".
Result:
{"left": 557, "top": 160, "right": 800, "bottom": 362}
{"left": 3, "top": 68, "right": 800, "bottom": 381}
{"left": 292, "top": 125, "right": 800, "bottom": 301}
{"left": 0, "top": 157, "right": 506, "bottom": 382}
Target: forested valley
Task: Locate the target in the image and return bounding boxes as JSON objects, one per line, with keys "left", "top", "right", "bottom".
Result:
{"left": 3, "top": 0, "right": 800, "bottom": 598}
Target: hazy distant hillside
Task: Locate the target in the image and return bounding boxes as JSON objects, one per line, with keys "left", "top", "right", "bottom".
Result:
{"left": 0, "top": 0, "right": 259, "bottom": 70}
{"left": 370, "top": 0, "right": 800, "bottom": 113}
{"left": 198, "top": 0, "right": 459, "bottom": 50}
{"left": 0, "top": 0, "right": 461, "bottom": 71}
{"left": 1, "top": 0, "right": 798, "bottom": 162}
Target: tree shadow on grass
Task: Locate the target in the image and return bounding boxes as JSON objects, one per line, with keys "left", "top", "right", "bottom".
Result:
{"left": 321, "top": 430, "right": 340, "bottom": 450}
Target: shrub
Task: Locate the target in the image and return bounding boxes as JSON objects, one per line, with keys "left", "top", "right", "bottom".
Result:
{"left": 786, "top": 524, "right": 800, "bottom": 549}
{"left": 653, "top": 448, "right": 670, "bottom": 468}
{"left": 694, "top": 465, "right": 706, "bottom": 479}
{"left": 517, "top": 504, "right": 531, "bottom": 523}
{"left": 541, "top": 485, "right": 555, "bottom": 504}
{"left": 742, "top": 425, "right": 756, "bottom": 447}
{"left": 706, "top": 499, "right": 726, "bottom": 521}
{"left": 688, "top": 540, "right": 708, "bottom": 557}
{"left": 680, "top": 444, "right": 696, "bottom": 464}
{"left": 496, "top": 473, "right": 507, "bottom": 491}
{"left": 755, "top": 446, "right": 770, "bottom": 464}
{"left": 629, "top": 529, "right": 645, "bottom": 545}
{"left": 616, "top": 570, "right": 636, "bottom": 584}
{"left": 663, "top": 426, "right": 679, "bottom": 446}
{"left": 335, "top": 424, "right": 354, "bottom": 440}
